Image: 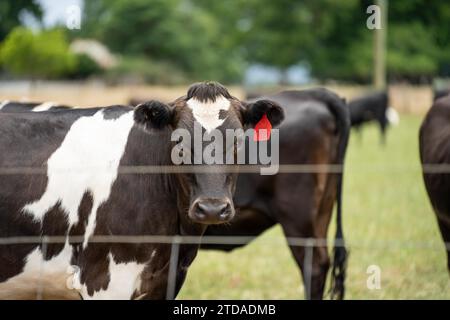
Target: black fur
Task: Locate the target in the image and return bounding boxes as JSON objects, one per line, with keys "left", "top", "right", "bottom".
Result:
{"left": 186, "top": 81, "right": 232, "bottom": 102}
{"left": 244, "top": 99, "right": 285, "bottom": 127}
{"left": 134, "top": 100, "right": 173, "bottom": 130}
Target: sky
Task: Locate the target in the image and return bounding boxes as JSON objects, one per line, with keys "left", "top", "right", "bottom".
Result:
{"left": 38, "top": 0, "right": 83, "bottom": 27}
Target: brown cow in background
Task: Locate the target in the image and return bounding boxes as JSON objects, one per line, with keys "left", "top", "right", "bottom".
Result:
{"left": 420, "top": 95, "right": 450, "bottom": 273}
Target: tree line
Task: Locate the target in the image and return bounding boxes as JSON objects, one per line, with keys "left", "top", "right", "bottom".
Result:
{"left": 1, "top": 0, "right": 449, "bottom": 84}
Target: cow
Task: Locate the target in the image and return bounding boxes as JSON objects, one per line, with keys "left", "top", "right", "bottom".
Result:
{"left": 0, "top": 101, "right": 70, "bottom": 112}
{"left": 201, "top": 88, "right": 350, "bottom": 300}
{"left": 0, "top": 81, "right": 284, "bottom": 299}
{"left": 348, "top": 91, "right": 399, "bottom": 144}
{"left": 419, "top": 95, "right": 450, "bottom": 273}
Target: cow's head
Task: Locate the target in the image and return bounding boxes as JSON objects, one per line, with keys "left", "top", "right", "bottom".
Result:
{"left": 134, "top": 82, "right": 284, "bottom": 224}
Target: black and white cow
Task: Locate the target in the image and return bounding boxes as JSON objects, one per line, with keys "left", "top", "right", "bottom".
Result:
{"left": 348, "top": 91, "right": 399, "bottom": 144}
{"left": 202, "top": 89, "right": 350, "bottom": 300}
{"left": 0, "top": 82, "right": 284, "bottom": 299}
{"left": 419, "top": 95, "right": 450, "bottom": 273}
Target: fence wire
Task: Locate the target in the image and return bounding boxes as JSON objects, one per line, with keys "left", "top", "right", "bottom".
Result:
{"left": 0, "top": 235, "right": 449, "bottom": 300}
{"left": 1, "top": 162, "right": 450, "bottom": 299}
{"left": 1, "top": 163, "right": 450, "bottom": 175}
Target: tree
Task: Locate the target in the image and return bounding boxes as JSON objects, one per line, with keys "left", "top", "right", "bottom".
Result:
{"left": 0, "top": 0, "right": 43, "bottom": 41}
{"left": 81, "top": 0, "right": 244, "bottom": 82}
{"left": 196, "top": 0, "right": 367, "bottom": 82}
{"left": 58, "top": 0, "right": 450, "bottom": 83}
{"left": 0, "top": 27, "right": 77, "bottom": 79}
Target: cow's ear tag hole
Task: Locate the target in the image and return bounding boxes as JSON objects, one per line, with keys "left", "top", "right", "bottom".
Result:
{"left": 253, "top": 114, "right": 272, "bottom": 142}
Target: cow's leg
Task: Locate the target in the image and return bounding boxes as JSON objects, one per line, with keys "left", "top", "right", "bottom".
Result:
{"left": 379, "top": 121, "right": 388, "bottom": 145}
{"left": 280, "top": 225, "right": 330, "bottom": 300}
{"left": 436, "top": 214, "right": 450, "bottom": 272}
{"left": 275, "top": 172, "right": 332, "bottom": 300}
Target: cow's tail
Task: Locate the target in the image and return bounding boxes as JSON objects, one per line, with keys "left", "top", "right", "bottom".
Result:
{"left": 331, "top": 93, "right": 350, "bottom": 300}
{"left": 314, "top": 89, "right": 350, "bottom": 300}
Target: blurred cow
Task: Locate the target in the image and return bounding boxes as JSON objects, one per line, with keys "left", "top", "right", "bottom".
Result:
{"left": 348, "top": 91, "right": 399, "bottom": 144}
{"left": 419, "top": 95, "right": 450, "bottom": 273}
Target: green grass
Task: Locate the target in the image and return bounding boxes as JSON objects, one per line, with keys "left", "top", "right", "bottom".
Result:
{"left": 178, "top": 115, "right": 450, "bottom": 299}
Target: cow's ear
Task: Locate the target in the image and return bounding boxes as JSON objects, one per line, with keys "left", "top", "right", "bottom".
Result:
{"left": 134, "top": 100, "right": 173, "bottom": 130}
{"left": 242, "top": 99, "right": 284, "bottom": 127}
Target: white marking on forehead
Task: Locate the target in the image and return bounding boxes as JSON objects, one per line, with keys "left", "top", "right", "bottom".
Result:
{"left": 0, "top": 100, "right": 10, "bottom": 110}
{"left": 22, "top": 110, "right": 135, "bottom": 248}
{"left": 32, "top": 102, "right": 56, "bottom": 112}
{"left": 77, "top": 253, "right": 146, "bottom": 300}
{"left": 187, "top": 95, "right": 230, "bottom": 132}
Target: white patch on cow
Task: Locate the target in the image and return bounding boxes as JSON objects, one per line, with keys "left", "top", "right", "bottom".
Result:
{"left": 32, "top": 102, "right": 56, "bottom": 112}
{"left": 186, "top": 95, "right": 230, "bottom": 132}
{"left": 75, "top": 253, "right": 146, "bottom": 300}
{"left": 22, "top": 110, "right": 135, "bottom": 248}
{"left": 0, "top": 100, "right": 10, "bottom": 110}
{"left": 386, "top": 107, "right": 400, "bottom": 125}
{"left": 0, "top": 242, "right": 78, "bottom": 299}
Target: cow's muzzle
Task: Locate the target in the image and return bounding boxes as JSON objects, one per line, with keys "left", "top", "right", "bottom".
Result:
{"left": 189, "top": 198, "right": 234, "bottom": 224}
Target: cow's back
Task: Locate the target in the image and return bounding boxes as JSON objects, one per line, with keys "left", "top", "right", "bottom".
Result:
{"left": 250, "top": 89, "right": 341, "bottom": 165}
{"left": 0, "top": 107, "right": 179, "bottom": 299}
{"left": 348, "top": 91, "right": 388, "bottom": 126}
{"left": 0, "top": 101, "right": 71, "bottom": 113}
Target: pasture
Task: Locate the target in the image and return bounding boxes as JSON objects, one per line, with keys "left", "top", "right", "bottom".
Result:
{"left": 179, "top": 115, "right": 450, "bottom": 299}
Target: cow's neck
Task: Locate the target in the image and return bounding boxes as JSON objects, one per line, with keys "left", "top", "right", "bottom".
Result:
{"left": 124, "top": 125, "right": 205, "bottom": 237}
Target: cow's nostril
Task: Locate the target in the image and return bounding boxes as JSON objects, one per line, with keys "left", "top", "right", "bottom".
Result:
{"left": 219, "top": 203, "right": 231, "bottom": 218}
{"left": 192, "top": 200, "right": 233, "bottom": 224}
{"left": 196, "top": 203, "right": 208, "bottom": 217}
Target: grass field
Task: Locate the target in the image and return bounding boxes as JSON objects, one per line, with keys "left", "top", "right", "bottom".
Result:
{"left": 178, "top": 115, "right": 450, "bottom": 299}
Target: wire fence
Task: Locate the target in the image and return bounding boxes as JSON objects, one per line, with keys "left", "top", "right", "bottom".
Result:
{"left": 1, "top": 163, "right": 450, "bottom": 174}
{"left": 0, "top": 234, "right": 449, "bottom": 300}
{"left": 0, "top": 163, "right": 449, "bottom": 300}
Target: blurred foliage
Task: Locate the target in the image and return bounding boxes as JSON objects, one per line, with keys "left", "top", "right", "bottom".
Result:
{"left": 1, "top": 0, "right": 450, "bottom": 83}
{"left": 0, "top": 0, "right": 42, "bottom": 41}
{"left": 81, "top": 0, "right": 245, "bottom": 83}
{"left": 387, "top": 23, "right": 439, "bottom": 81}
{"left": 104, "top": 56, "right": 186, "bottom": 85}
{"left": 0, "top": 27, "right": 77, "bottom": 79}
{"left": 70, "top": 53, "right": 103, "bottom": 79}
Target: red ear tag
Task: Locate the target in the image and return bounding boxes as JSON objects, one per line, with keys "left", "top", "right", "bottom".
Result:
{"left": 253, "top": 114, "right": 272, "bottom": 142}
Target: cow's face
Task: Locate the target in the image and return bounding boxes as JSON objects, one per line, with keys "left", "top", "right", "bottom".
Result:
{"left": 134, "top": 82, "right": 284, "bottom": 225}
